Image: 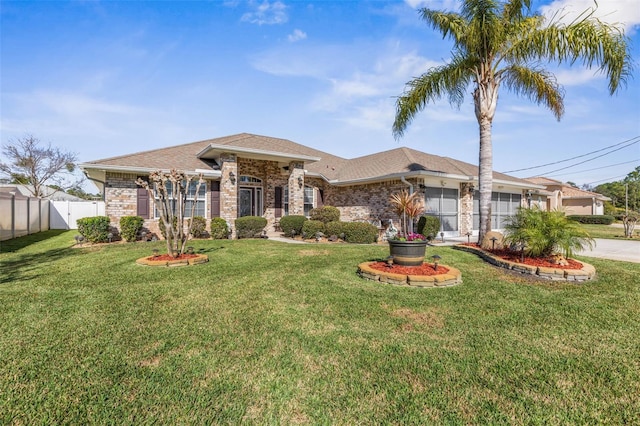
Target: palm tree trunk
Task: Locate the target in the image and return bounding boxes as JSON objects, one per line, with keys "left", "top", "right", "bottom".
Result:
{"left": 474, "top": 78, "right": 498, "bottom": 242}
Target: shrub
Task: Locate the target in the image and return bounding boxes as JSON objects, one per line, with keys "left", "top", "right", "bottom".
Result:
{"left": 309, "top": 206, "right": 340, "bottom": 224}
{"left": 119, "top": 216, "right": 144, "bottom": 242}
{"left": 325, "top": 221, "right": 344, "bottom": 238}
{"left": 189, "top": 216, "right": 207, "bottom": 238}
{"left": 567, "top": 215, "right": 615, "bottom": 225}
{"left": 279, "top": 215, "right": 307, "bottom": 237}
{"left": 235, "top": 216, "right": 267, "bottom": 239}
{"left": 158, "top": 216, "right": 179, "bottom": 240}
{"left": 302, "top": 220, "right": 325, "bottom": 238}
{"left": 504, "top": 207, "right": 594, "bottom": 258}
{"left": 417, "top": 215, "right": 440, "bottom": 240}
{"left": 77, "top": 216, "right": 111, "bottom": 243}
{"left": 210, "top": 217, "right": 229, "bottom": 239}
{"left": 342, "top": 222, "right": 378, "bottom": 244}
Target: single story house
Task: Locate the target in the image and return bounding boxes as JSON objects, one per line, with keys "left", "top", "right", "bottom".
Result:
{"left": 524, "top": 177, "right": 610, "bottom": 215}
{"left": 79, "top": 133, "right": 542, "bottom": 238}
{"left": 0, "top": 184, "right": 85, "bottom": 201}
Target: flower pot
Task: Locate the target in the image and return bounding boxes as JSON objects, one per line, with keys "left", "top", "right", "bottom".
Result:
{"left": 388, "top": 240, "right": 428, "bottom": 266}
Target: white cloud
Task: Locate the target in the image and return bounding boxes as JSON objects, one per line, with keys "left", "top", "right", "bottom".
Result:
{"left": 540, "top": 0, "right": 640, "bottom": 33}
{"left": 241, "top": 0, "right": 288, "bottom": 25}
{"left": 287, "top": 29, "right": 307, "bottom": 42}
{"left": 403, "top": 0, "right": 460, "bottom": 11}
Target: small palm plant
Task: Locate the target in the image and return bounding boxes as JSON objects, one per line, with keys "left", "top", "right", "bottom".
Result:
{"left": 389, "top": 189, "right": 424, "bottom": 237}
{"left": 503, "top": 207, "right": 594, "bottom": 259}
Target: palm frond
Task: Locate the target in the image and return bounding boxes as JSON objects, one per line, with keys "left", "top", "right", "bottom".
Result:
{"left": 501, "top": 65, "right": 565, "bottom": 120}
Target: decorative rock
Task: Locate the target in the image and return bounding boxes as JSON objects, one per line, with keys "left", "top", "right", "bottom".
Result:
{"left": 480, "top": 231, "right": 504, "bottom": 251}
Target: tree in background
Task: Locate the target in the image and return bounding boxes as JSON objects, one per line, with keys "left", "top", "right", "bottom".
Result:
{"left": 0, "top": 135, "right": 80, "bottom": 198}
{"left": 595, "top": 166, "right": 640, "bottom": 213}
{"left": 393, "top": 0, "right": 631, "bottom": 242}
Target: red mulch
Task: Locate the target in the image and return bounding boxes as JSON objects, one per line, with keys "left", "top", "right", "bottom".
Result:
{"left": 146, "top": 253, "right": 199, "bottom": 261}
{"left": 369, "top": 261, "right": 449, "bottom": 276}
{"left": 460, "top": 243, "right": 583, "bottom": 270}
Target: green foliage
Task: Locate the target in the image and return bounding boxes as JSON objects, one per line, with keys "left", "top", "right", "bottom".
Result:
{"left": 325, "top": 221, "right": 344, "bottom": 238}
{"left": 309, "top": 206, "right": 340, "bottom": 224}
{"left": 188, "top": 216, "right": 207, "bottom": 238}
{"left": 342, "top": 222, "right": 378, "bottom": 244}
{"left": 417, "top": 215, "right": 440, "bottom": 240}
{"left": 279, "top": 215, "right": 307, "bottom": 237}
{"left": 210, "top": 217, "right": 229, "bottom": 240}
{"left": 235, "top": 216, "right": 267, "bottom": 239}
{"left": 567, "top": 215, "right": 614, "bottom": 225}
{"left": 595, "top": 167, "right": 640, "bottom": 212}
{"left": 76, "top": 216, "right": 111, "bottom": 243}
{"left": 503, "top": 208, "right": 594, "bottom": 258}
{"left": 302, "top": 220, "right": 325, "bottom": 238}
{"left": 119, "top": 216, "right": 144, "bottom": 242}
{"left": 158, "top": 216, "right": 178, "bottom": 239}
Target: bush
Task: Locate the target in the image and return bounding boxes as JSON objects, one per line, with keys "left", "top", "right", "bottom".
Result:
{"left": 325, "top": 221, "right": 344, "bottom": 238}
{"left": 302, "top": 220, "right": 325, "bottom": 238}
{"left": 567, "top": 215, "right": 615, "bottom": 225}
{"left": 189, "top": 216, "right": 207, "bottom": 238}
{"left": 77, "top": 216, "right": 111, "bottom": 243}
{"left": 210, "top": 217, "right": 229, "bottom": 239}
{"left": 119, "top": 216, "right": 144, "bottom": 242}
{"left": 235, "top": 216, "right": 267, "bottom": 239}
{"left": 309, "top": 206, "right": 340, "bottom": 224}
{"left": 158, "top": 216, "right": 179, "bottom": 239}
{"left": 504, "top": 208, "right": 594, "bottom": 258}
{"left": 417, "top": 215, "right": 440, "bottom": 240}
{"left": 342, "top": 222, "right": 378, "bottom": 244}
{"left": 279, "top": 215, "right": 307, "bottom": 237}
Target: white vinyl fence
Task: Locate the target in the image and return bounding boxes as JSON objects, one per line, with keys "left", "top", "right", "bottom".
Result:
{"left": 0, "top": 192, "right": 50, "bottom": 241}
{"left": 0, "top": 194, "right": 106, "bottom": 241}
{"left": 50, "top": 200, "right": 105, "bottom": 230}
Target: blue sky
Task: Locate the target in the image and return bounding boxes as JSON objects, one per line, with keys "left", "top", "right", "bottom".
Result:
{"left": 1, "top": 0, "right": 639, "bottom": 193}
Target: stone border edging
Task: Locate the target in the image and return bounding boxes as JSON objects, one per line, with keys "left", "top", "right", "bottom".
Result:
{"left": 358, "top": 262, "right": 462, "bottom": 288}
{"left": 454, "top": 245, "right": 595, "bottom": 281}
{"left": 136, "top": 254, "right": 209, "bottom": 267}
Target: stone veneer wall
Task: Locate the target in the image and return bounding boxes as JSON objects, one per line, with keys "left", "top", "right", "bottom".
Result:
{"left": 324, "top": 179, "right": 424, "bottom": 224}
{"left": 460, "top": 182, "right": 474, "bottom": 236}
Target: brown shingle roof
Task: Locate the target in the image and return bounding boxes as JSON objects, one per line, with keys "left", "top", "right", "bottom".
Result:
{"left": 524, "top": 177, "right": 610, "bottom": 200}
{"left": 82, "top": 133, "right": 531, "bottom": 185}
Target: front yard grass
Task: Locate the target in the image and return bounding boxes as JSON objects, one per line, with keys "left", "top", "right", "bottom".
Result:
{"left": 1, "top": 230, "right": 639, "bottom": 424}
{"left": 581, "top": 223, "right": 638, "bottom": 239}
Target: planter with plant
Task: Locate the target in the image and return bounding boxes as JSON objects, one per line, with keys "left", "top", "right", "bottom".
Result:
{"left": 387, "top": 189, "right": 428, "bottom": 266}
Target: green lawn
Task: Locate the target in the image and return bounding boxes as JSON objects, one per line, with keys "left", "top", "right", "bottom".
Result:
{"left": 2, "top": 231, "right": 639, "bottom": 424}
{"left": 581, "top": 223, "right": 638, "bottom": 240}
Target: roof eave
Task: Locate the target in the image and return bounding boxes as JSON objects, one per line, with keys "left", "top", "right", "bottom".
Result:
{"left": 197, "top": 144, "right": 321, "bottom": 164}
{"left": 79, "top": 163, "right": 222, "bottom": 178}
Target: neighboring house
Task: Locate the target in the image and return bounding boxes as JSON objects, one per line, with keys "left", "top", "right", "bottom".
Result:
{"left": 524, "top": 177, "right": 611, "bottom": 215}
{"left": 79, "top": 133, "right": 543, "bottom": 238}
{"left": 0, "top": 184, "right": 85, "bottom": 201}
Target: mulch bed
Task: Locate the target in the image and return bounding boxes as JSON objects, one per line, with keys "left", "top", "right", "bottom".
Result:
{"left": 145, "top": 253, "right": 199, "bottom": 261}
{"left": 368, "top": 262, "right": 450, "bottom": 276}
{"left": 459, "top": 243, "right": 583, "bottom": 270}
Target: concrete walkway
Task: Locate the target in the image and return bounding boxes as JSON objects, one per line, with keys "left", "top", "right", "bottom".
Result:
{"left": 577, "top": 238, "right": 639, "bottom": 263}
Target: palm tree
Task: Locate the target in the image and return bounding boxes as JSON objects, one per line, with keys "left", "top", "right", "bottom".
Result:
{"left": 393, "top": 0, "right": 631, "bottom": 242}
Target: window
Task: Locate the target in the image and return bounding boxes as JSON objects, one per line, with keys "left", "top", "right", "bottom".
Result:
{"left": 424, "top": 187, "right": 459, "bottom": 232}
{"left": 154, "top": 180, "right": 206, "bottom": 218}
{"left": 472, "top": 191, "right": 521, "bottom": 230}
{"left": 283, "top": 186, "right": 315, "bottom": 216}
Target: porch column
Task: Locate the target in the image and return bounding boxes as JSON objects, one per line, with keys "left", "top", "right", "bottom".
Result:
{"left": 460, "top": 182, "right": 474, "bottom": 236}
{"left": 220, "top": 153, "right": 238, "bottom": 237}
{"left": 288, "top": 161, "right": 305, "bottom": 216}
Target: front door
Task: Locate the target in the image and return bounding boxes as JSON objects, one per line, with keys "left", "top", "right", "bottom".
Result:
{"left": 238, "top": 187, "right": 263, "bottom": 217}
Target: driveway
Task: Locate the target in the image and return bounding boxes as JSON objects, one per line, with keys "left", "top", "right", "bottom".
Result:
{"left": 578, "top": 238, "right": 640, "bottom": 263}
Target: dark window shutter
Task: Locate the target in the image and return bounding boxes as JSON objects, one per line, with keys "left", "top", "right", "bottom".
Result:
{"left": 137, "top": 188, "right": 149, "bottom": 219}
{"left": 274, "top": 186, "right": 283, "bottom": 218}
{"left": 316, "top": 188, "right": 324, "bottom": 208}
{"left": 211, "top": 181, "right": 221, "bottom": 218}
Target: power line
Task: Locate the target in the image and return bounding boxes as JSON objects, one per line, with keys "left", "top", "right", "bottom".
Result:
{"left": 502, "top": 136, "right": 640, "bottom": 174}
{"left": 584, "top": 175, "right": 627, "bottom": 186}
{"left": 535, "top": 140, "right": 639, "bottom": 176}
{"left": 544, "top": 159, "right": 640, "bottom": 178}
